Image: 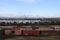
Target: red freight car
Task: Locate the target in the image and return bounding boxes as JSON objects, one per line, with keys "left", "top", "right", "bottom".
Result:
{"left": 23, "top": 30, "right": 39, "bottom": 35}
{"left": 32, "top": 27, "right": 39, "bottom": 30}
{"left": 40, "top": 30, "right": 57, "bottom": 35}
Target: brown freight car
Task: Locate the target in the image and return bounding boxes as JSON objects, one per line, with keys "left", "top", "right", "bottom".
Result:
{"left": 39, "top": 27, "right": 57, "bottom": 35}
{"left": 13, "top": 27, "right": 22, "bottom": 35}
{"left": 3, "top": 28, "right": 12, "bottom": 35}
{"left": 40, "top": 30, "right": 57, "bottom": 35}
{"left": 23, "top": 30, "right": 39, "bottom": 36}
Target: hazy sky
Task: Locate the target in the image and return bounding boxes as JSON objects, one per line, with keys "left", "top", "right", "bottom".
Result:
{"left": 0, "top": 0, "right": 60, "bottom": 18}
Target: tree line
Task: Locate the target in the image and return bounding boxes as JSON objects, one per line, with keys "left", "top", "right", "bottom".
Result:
{"left": 0, "top": 21, "right": 60, "bottom": 26}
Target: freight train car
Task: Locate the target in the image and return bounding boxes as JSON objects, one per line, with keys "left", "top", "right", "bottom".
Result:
{"left": 0, "top": 27, "right": 3, "bottom": 37}
{"left": 1, "top": 26, "right": 58, "bottom": 36}
{"left": 13, "top": 27, "right": 22, "bottom": 35}
{"left": 22, "top": 30, "right": 39, "bottom": 36}
{"left": 39, "top": 27, "right": 57, "bottom": 35}
{"left": 40, "top": 30, "right": 57, "bottom": 35}
{"left": 3, "top": 28, "right": 12, "bottom": 35}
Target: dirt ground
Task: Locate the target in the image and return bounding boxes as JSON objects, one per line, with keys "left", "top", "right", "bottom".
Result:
{"left": 4, "top": 36, "right": 60, "bottom": 40}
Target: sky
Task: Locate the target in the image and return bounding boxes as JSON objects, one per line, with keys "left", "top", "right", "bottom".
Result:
{"left": 0, "top": 0, "right": 60, "bottom": 18}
